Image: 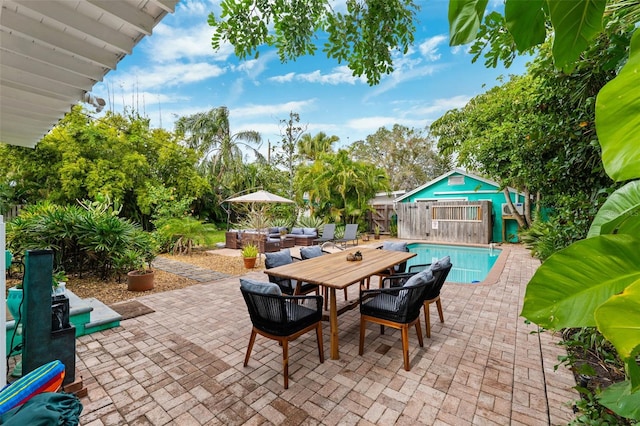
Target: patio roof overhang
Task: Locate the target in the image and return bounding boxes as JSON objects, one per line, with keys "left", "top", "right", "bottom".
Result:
{"left": 0, "top": 0, "right": 179, "bottom": 148}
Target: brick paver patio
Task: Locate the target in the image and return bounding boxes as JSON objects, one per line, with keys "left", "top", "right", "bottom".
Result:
{"left": 77, "top": 244, "right": 577, "bottom": 425}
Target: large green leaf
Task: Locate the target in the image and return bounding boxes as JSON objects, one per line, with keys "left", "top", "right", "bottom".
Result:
{"left": 504, "top": 0, "right": 546, "bottom": 51}
{"left": 548, "top": 0, "right": 606, "bottom": 72}
{"left": 588, "top": 180, "right": 640, "bottom": 237}
{"left": 521, "top": 234, "right": 640, "bottom": 329}
{"left": 595, "top": 279, "right": 640, "bottom": 361}
{"left": 598, "top": 381, "right": 640, "bottom": 420}
{"left": 448, "top": 0, "right": 489, "bottom": 46}
{"left": 596, "top": 29, "right": 640, "bottom": 182}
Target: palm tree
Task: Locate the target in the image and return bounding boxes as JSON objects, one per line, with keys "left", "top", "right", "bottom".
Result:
{"left": 297, "top": 132, "right": 339, "bottom": 162}
{"left": 175, "top": 107, "right": 264, "bottom": 184}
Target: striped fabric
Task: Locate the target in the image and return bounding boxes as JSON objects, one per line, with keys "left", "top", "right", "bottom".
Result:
{"left": 0, "top": 360, "right": 65, "bottom": 415}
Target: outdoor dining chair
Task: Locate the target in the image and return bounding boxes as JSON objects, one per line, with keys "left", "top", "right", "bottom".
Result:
{"left": 407, "top": 256, "right": 452, "bottom": 337}
{"left": 334, "top": 224, "right": 359, "bottom": 248}
{"left": 312, "top": 223, "right": 336, "bottom": 245}
{"left": 366, "top": 241, "right": 410, "bottom": 288}
{"left": 264, "top": 249, "right": 320, "bottom": 296}
{"left": 299, "top": 245, "right": 347, "bottom": 309}
{"left": 359, "top": 270, "right": 435, "bottom": 371}
{"left": 240, "top": 278, "right": 324, "bottom": 389}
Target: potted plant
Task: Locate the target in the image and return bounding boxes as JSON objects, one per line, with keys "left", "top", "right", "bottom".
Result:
{"left": 374, "top": 225, "right": 381, "bottom": 240}
{"left": 52, "top": 270, "right": 68, "bottom": 296}
{"left": 120, "top": 231, "right": 158, "bottom": 292}
{"left": 242, "top": 243, "right": 259, "bottom": 269}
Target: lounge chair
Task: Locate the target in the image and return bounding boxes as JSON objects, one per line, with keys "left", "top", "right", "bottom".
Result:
{"left": 313, "top": 223, "right": 336, "bottom": 245}
{"left": 334, "top": 224, "right": 359, "bottom": 248}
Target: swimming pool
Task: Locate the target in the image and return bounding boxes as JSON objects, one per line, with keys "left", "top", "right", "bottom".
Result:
{"left": 406, "top": 243, "right": 501, "bottom": 284}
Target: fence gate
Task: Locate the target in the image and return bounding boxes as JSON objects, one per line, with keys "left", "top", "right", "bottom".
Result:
{"left": 367, "top": 204, "right": 393, "bottom": 233}
{"left": 396, "top": 201, "right": 492, "bottom": 244}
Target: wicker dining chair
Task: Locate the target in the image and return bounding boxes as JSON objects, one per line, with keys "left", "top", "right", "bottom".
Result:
{"left": 240, "top": 279, "right": 324, "bottom": 389}
{"left": 359, "top": 271, "right": 435, "bottom": 371}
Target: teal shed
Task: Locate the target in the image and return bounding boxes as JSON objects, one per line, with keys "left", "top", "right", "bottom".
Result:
{"left": 394, "top": 169, "right": 526, "bottom": 243}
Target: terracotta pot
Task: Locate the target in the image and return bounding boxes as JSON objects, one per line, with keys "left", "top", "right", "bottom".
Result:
{"left": 243, "top": 257, "right": 257, "bottom": 269}
{"left": 127, "top": 270, "right": 155, "bottom": 291}
{"left": 374, "top": 235, "right": 380, "bottom": 240}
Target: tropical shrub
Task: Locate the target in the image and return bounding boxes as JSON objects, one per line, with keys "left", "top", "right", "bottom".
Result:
{"left": 6, "top": 199, "right": 156, "bottom": 280}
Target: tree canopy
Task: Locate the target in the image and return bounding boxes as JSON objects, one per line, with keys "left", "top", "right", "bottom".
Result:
{"left": 350, "top": 124, "right": 450, "bottom": 191}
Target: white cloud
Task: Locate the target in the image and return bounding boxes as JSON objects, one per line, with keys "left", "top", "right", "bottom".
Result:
{"left": 177, "top": 0, "right": 208, "bottom": 16}
{"left": 108, "top": 62, "right": 226, "bottom": 91}
{"left": 234, "top": 51, "right": 276, "bottom": 79}
{"left": 146, "top": 22, "right": 232, "bottom": 63}
{"left": 419, "top": 35, "right": 448, "bottom": 61}
{"left": 269, "top": 66, "right": 364, "bottom": 85}
{"left": 412, "top": 95, "right": 471, "bottom": 116}
{"left": 231, "top": 99, "right": 317, "bottom": 119}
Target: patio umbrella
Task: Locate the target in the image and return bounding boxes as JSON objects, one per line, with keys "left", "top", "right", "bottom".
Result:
{"left": 223, "top": 190, "right": 295, "bottom": 231}
{"left": 225, "top": 190, "right": 294, "bottom": 204}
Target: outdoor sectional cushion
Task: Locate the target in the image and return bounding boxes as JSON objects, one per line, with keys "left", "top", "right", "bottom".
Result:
{"left": 303, "top": 228, "right": 317, "bottom": 236}
{"left": 240, "top": 278, "right": 282, "bottom": 296}
{"left": 290, "top": 228, "right": 303, "bottom": 235}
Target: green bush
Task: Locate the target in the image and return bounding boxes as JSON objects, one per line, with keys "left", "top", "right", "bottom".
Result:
{"left": 7, "top": 200, "right": 156, "bottom": 280}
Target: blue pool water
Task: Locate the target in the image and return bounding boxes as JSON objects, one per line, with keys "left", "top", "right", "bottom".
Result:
{"left": 406, "top": 243, "right": 501, "bottom": 284}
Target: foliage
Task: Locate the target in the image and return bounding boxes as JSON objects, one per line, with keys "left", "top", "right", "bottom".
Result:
{"left": 295, "top": 215, "right": 325, "bottom": 230}
{"left": 449, "top": 1, "right": 640, "bottom": 420}
{"left": 175, "top": 107, "right": 264, "bottom": 188}
{"left": 6, "top": 200, "right": 156, "bottom": 280}
{"left": 241, "top": 243, "right": 258, "bottom": 258}
{"left": 0, "top": 106, "right": 207, "bottom": 228}
{"left": 155, "top": 217, "right": 219, "bottom": 255}
{"left": 298, "top": 132, "right": 339, "bottom": 163}
{"left": 234, "top": 205, "right": 273, "bottom": 232}
{"left": 272, "top": 111, "right": 307, "bottom": 197}
{"left": 350, "top": 125, "right": 451, "bottom": 191}
{"left": 294, "top": 150, "right": 389, "bottom": 225}
{"left": 208, "top": 0, "right": 419, "bottom": 85}
{"left": 520, "top": 192, "right": 605, "bottom": 261}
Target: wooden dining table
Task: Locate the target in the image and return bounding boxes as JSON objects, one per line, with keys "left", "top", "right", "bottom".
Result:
{"left": 264, "top": 247, "right": 416, "bottom": 359}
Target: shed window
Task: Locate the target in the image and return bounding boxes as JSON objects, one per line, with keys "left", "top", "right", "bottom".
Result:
{"left": 448, "top": 175, "right": 464, "bottom": 185}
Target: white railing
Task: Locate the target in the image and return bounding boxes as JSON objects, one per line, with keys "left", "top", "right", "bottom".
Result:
{"left": 432, "top": 204, "right": 482, "bottom": 222}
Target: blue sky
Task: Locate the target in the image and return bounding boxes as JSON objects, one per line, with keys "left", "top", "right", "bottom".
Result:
{"left": 93, "top": 0, "right": 528, "bottom": 156}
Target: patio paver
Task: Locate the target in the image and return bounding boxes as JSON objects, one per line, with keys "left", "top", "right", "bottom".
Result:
{"left": 76, "top": 244, "right": 577, "bottom": 425}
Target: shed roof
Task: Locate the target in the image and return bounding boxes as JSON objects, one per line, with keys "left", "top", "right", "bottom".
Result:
{"left": 393, "top": 168, "right": 523, "bottom": 202}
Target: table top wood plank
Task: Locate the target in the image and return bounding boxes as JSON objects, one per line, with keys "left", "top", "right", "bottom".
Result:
{"left": 265, "top": 247, "right": 415, "bottom": 289}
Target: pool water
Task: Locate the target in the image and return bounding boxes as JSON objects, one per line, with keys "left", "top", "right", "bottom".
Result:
{"left": 406, "top": 243, "right": 501, "bottom": 284}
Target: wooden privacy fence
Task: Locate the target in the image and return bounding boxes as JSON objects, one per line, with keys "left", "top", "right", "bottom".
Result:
{"left": 396, "top": 200, "right": 492, "bottom": 244}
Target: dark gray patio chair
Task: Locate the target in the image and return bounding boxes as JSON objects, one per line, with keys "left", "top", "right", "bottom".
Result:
{"left": 299, "top": 245, "right": 347, "bottom": 309}
{"left": 240, "top": 279, "right": 324, "bottom": 389}
{"left": 359, "top": 271, "right": 435, "bottom": 371}
{"left": 407, "top": 257, "right": 453, "bottom": 337}
{"left": 366, "top": 241, "right": 410, "bottom": 288}
{"left": 265, "top": 249, "right": 319, "bottom": 296}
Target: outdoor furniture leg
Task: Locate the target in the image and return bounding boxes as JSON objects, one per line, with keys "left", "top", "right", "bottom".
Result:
{"left": 329, "top": 288, "right": 339, "bottom": 360}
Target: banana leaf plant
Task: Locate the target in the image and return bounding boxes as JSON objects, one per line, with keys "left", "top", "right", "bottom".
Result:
{"left": 520, "top": 30, "right": 640, "bottom": 420}
{"left": 449, "top": 3, "right": 640, "bottom": 419}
